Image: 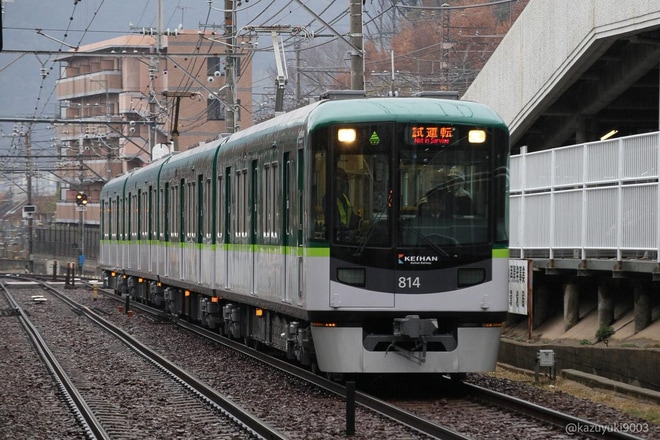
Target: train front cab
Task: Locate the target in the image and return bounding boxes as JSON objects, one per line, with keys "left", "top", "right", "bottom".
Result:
{"left": 305, "top": 107, "right": 510, "bottom": 373}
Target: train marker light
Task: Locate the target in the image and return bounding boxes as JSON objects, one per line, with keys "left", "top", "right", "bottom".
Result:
{"left": 184, "top": 290, "right": 191, "bottom": 297}
{"left": 337, "top": 128, "right": 356, "bottom": 143}
{"left": 255, "top": 308, "right": 263, "bottom": 317}
{"left": 311, "top": 322, "right": 336, "bottom": 327}
{"left": 468, "top": 129, "right": 486, "bottom": 144}
{"left": 211, "top": 296, "right": 219, "bottom": 303}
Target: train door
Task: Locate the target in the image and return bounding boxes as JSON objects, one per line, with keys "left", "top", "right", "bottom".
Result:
{"left": 163, "top": 182, "right": 170, "bottom": 277}
{"left": 147, "top": 186, "right": 154, "bottom": 273}
{"left": 179, "top": 178, "right": 186, "bottom": 279}
{"left": 223, "top": 167, "right": 231, "bottom": 289}
{"left": 250, "top": 160, "right": 258, "bottom": 294}
{"left": 202, "top": 175, "right": 213, "bottom": 287}
{"left": 137, "top": 189, "right": 142, "bottom": 270}
{"left": 282, "top": 150, "right": 301, "bottom": 303}
{"left": 282, "top": 152, "right": 291, "bottom": 302}
{"left": 127, "top": 192, "right": 133, "bottom": 269}
{"left": 197, "top": 173, "right": 204, "bottom": 282}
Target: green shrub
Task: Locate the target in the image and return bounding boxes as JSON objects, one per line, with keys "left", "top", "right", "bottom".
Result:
{"left": 596, "top": 326, "right": 615, "bottom": 346}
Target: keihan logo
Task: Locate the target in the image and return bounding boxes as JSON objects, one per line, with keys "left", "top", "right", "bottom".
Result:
{"left": 398, "top": 253, "right": 438, "bottom": 265}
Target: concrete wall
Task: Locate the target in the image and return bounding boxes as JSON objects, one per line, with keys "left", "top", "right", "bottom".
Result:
{"left": 499, "top": 340, "right": 660, "bottom": 391}
{"left": 462, "top": 0, "right": 660, "bottom": 137}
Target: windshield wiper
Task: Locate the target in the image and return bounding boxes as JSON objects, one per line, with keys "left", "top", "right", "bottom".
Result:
{"left": 405, "top": 224, "right": 457, "bottom": 258}
{"left": 353, "top": 212, "right": 387, "bottom": 256}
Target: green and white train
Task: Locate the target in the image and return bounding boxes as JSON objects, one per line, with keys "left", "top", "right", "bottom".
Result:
{"left": 100, "top": 95, "right": 510, "bottom": 375}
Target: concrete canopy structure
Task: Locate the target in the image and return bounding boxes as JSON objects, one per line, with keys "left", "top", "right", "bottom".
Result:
{"left": 463, "top": 0, "right": 660, "bottom": 154}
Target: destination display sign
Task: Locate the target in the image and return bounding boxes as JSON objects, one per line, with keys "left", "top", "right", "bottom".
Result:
{"left": 408, "top": 125, "right": 454, "bottom": 145}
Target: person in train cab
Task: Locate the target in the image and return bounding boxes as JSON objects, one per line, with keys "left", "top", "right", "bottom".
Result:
{"left": 333, "top": 167, "right": 361, "bottom": 230}
{"left": 418, "top": 167, "right": 474, "bottom": 219}
{"left": 446, "top": 167, "right": 474, "bottom": 215}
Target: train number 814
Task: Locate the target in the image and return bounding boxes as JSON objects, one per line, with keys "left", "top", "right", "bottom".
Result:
{"left": 398, "top": 276, "right": 421, "bottom": 288}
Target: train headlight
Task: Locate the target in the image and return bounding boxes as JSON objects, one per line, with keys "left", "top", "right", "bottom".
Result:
{"left": 337, "top": 128, "right": 356, "bottom": 143}
{"left": 468, "top": 129, "right": 486, "bottom": 144}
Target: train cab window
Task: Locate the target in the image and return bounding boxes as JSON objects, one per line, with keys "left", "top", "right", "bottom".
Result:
{"left": 309, "top": 123, "right": 393, "bottom": 246}
{"left": 398, "top": 125, "right": 492, "bottom": 246}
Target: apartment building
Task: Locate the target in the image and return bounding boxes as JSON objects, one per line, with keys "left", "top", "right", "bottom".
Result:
{"left": 54, "top": 31, "right": 253, "bottom": 225}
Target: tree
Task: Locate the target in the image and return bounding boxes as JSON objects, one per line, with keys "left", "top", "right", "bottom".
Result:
{"left": 366, "top": 0, "right": 529, "bottom": 96}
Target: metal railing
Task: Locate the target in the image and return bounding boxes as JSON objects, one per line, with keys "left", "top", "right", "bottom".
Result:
{"left": 510, "top": 132, "right": 660, "bottom": 263}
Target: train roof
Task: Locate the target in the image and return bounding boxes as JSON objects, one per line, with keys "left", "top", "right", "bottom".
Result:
{"left": 306, "top": 97, "right": 508, "bottom": 130}
{"left": 216, "top": 97, "right": 507, "bottom": 156}
{"left": 101, "top": 97, "right": 507, "bottom": 192}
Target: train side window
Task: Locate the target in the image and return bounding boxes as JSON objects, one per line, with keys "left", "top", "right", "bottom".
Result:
{"left": 164, "top": 183, "right": 169, "bottom": 242}
{"left": 187, "top": 179, "right": 196, "bottom": 242}
{"left": 127, "top": 192, "right": 132, "bottom": 242}
{"left": 114, "top": 196, "right": 119, "bottom": 241}
{"left": 310, "top": 150, "right": 327, "bottom": 242}
{"left": 148, "top": 186, "right": 154, "bottom": 241}
{"left": 137, "top": 189, "right": 143, "bottom": 242}
{"left": 263, "top": 161, "right": 279, "bottom": 241}
{"left": 171, "top": 184, "right": 177, "bottom": 241}
{"left": 217, "top": 174, "right": 224, "bottom": 243}
{"left": 263, "top": 162, "right": 270, "bottom": 240}
{"left": 100, "top": 199, "right": 105, "bottom": 240}
{"left": 272, "top": 161, "right": 279, "bottom": 240}
{"left": 235, "top": 168, "right": 248, "bottom": 239}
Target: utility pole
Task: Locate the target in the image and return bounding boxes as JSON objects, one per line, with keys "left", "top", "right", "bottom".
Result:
{"left": 163, "top": 91, "right": 196, "bottom": 152}
{"left": 294, "top": 0, "right": 364, "bottom": 91}
{"left": 224, "top": 0, "right": 237, "bottom": 133}
{"left": 295, "top": 40, "right": 301, "bottom": 105}
{"left": 25, "top": 129, "right": 34, "bottom": 273}
{"left": 349, "top": 0, "right": 364, "bottom": 91}
{"left": 441, "top": 3, "right": 451, "bottom": 90}
{"left": 77, "top": 104, "right": 85, "bottom": 273}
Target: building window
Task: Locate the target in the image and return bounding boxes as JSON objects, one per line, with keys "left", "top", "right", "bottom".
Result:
{"left": 207, "top": 99, "right": 225, "bottom": 121}
{"left": 207, "top": 56, "right": 225, "bottom": 76}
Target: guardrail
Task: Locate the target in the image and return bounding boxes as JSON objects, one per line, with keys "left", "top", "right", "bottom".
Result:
{"left": 510, "top": 132, "right": 659, "bottom": 263}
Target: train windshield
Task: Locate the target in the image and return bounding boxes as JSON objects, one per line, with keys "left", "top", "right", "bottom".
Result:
{"left": 399, "top": 124, "right": 493, "bottom": 248}
{"left": 309, "top": 122, "right": 503, "bottom": 253}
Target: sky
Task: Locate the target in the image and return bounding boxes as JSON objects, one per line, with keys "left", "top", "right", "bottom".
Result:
{"left": 0, "top": 0, "right": 354, "bottom": 120}
{"left": 0, "top": 0, "right": 357, "bottom": 192}
{"left": 0, "top": 0, "right": 360, "bottom": 197}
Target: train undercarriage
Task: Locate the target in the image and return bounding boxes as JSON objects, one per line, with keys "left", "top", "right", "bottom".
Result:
{"left": 105, "top": 271, "right": 501, "bottom": 376}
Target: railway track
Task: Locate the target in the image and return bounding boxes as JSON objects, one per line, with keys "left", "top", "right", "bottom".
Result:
{"left": 0, "top": 276, "right": 284, "bottom": 439}
{"left": 79, "top": 280, "right": 653, "bottom": 440}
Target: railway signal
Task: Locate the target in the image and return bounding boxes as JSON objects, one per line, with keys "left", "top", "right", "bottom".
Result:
{"left": 75, "top": 192, "right": 88, "bottom": 206}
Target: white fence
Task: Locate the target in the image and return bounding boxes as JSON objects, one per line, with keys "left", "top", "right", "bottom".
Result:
{"left": 510, "top": 132, "right": 660, "bottom": 262}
